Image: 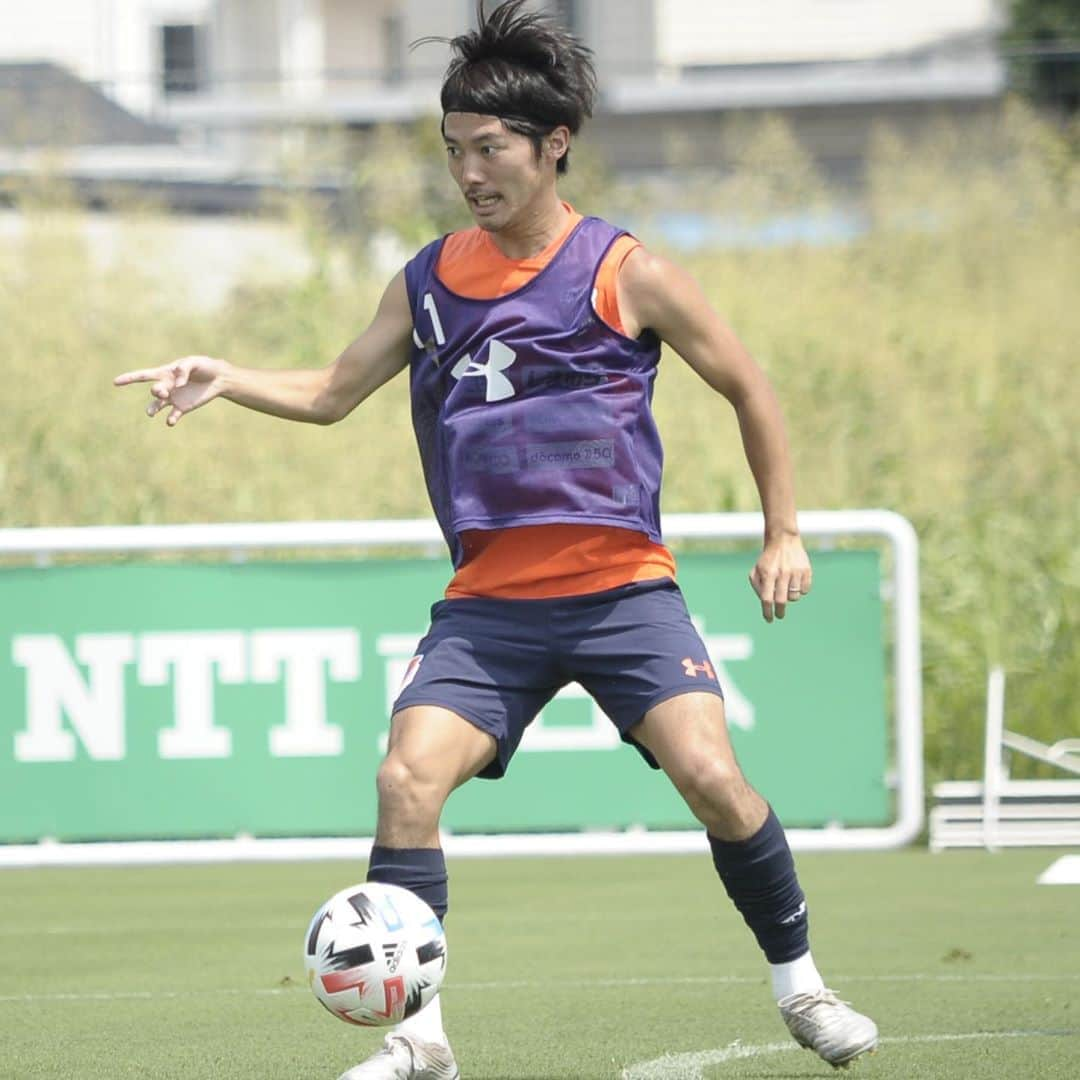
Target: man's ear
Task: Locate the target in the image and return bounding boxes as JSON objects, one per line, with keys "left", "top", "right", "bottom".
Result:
{"left": 545, "top": 126, "right": 571, "bottom": 165}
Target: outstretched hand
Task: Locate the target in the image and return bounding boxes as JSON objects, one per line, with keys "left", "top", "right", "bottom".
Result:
{"left": 113, "top": 356, "right": 229, "bottom": 427}
{"left": 749, "top": 532, "right": 813, "bottom": 623}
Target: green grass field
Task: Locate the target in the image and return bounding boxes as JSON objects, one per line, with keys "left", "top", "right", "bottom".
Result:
{"left": 1, "top": 850, "right": 1076, "bottom": 1078}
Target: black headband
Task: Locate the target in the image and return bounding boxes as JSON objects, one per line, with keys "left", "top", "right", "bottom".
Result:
{"left": 441, "top": 108, "right": 558, "bottom": 130}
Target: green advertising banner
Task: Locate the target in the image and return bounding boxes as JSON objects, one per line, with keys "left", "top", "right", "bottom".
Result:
{"left": 0, "top": 551, "right": 888, "bottom": 843}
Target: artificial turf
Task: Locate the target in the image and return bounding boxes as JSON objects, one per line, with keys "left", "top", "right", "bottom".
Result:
{"left": 0, "top": 849, "right": 1076, "bottom": 1078}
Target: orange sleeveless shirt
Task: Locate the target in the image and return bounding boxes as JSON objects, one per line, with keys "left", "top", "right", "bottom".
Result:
{"left": 436, "top": 206, "right": 676, "bottom": 599}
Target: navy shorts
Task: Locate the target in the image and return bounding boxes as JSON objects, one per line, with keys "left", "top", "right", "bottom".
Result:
{"left": 392, "top": 578, "right": 725, "bottom": 778}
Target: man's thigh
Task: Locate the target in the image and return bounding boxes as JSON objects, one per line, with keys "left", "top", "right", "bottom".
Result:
{"left": 387, "top": 704, "right": 499, "bottom": 789}
{"left": 392, "top": 595, "right": 565, "bottom": 777}
{"left": 556, "top": 579, "right": 725, "bottom": 764}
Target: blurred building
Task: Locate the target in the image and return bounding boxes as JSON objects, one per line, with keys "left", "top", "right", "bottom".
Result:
{"left": 0, "top": 0, "right": 1007, "bottom": 198}
{"left": 0, "top": 0, "right": 213, "bottom": 114}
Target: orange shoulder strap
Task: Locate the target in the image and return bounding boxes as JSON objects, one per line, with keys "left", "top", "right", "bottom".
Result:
{"left": 593, "top": 234, "right": 641, "bottom": 336}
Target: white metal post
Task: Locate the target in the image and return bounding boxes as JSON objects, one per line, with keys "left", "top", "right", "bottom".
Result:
{"left": 982, "top": 666, "right": 1006, "bottom": 851}
{"left": 0, "top": 510, "right": 922, "bottom": 866}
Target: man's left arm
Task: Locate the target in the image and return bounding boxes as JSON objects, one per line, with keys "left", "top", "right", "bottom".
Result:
{"left": 616, "top": 246, "right": 811, "bottom": 622}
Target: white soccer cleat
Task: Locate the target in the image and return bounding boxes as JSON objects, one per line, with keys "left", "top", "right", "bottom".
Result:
{"left": 779, "top": 989, "right": 878, "bottom": 1069}
{"left": 337, "top": 1033, "right": 460, "bottom": 1080}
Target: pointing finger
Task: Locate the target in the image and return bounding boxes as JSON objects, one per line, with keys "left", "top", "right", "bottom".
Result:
{"left": 114, "top": 369, "right": 159, "bottom": 386}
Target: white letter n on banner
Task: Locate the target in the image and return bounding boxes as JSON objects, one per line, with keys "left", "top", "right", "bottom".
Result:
{"left": 13, "top": 634, "right": 134, "bottom": 762}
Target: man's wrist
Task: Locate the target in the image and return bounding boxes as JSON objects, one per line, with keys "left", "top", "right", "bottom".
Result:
{"left": 764, "top": 520, "right": 800, "bottom": 543}
{"left": 215, "top": 359, "right": 238, "bottom": 398}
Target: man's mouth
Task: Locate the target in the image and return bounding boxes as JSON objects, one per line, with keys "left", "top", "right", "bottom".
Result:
{"left": 469, "top": 193, "right": 500, "bottom": 211}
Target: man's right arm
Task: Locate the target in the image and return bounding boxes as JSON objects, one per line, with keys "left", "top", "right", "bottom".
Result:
{"left": 114, "top": 271, "right": 414, "bottom": 427}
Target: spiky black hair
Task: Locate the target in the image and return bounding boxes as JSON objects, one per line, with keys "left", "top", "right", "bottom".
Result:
{"left": 417, "top": 0, "right": 597, "bottom": 174}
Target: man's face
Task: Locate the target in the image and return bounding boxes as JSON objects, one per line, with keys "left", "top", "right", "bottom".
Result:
{"left": 443, "top": 112, "right": 561, "bottom": 232}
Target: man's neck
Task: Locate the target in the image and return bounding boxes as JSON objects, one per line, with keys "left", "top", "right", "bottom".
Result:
{"left": 488, "top": 196, "right": 571, "bottom": 260}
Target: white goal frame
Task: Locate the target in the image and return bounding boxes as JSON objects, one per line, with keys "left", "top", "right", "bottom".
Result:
{"left": 0, "top": 510, "right": 921, "bottom": 867}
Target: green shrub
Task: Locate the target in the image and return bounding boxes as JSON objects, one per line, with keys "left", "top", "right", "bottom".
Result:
{"left": 2, "top": 104, "right": 1076, "bottom": 783}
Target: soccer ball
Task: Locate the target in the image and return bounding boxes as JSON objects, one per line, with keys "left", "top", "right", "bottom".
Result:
{"left": 304, "top": 881, "right": 447, "bottom": 1027}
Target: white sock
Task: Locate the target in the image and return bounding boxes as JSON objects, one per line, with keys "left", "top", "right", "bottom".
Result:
{"left": 394, "top": 992, "right": 446, "bottom": 1044}
{"left": 770, "top": 951, "right": 826, "bottom": 1002}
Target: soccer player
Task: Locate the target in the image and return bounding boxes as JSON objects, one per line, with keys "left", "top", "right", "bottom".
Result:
{"left": 114, "top": 2, "right": 879, "bottom": 1076}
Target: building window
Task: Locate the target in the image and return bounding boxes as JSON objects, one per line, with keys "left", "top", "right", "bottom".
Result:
{"left": 383, "top": 15, "right": 406, "bottom": 84}
{"left": 161, "top": 24, "right": 203, "bottom": 95}
{"left": 551, "top": 0, "right": 579, "bottom": 33}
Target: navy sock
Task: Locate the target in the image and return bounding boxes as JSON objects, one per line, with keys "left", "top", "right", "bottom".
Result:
{"left": 367, "top": 845, "right": 449, "bottom": 923}
{"left": 708, "top": 807, "right": 809, "bottom": 964}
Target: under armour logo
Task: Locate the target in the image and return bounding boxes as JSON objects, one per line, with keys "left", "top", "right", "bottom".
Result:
{"left": 681, "top": 658, "right": 716, "bottom": 679}
{"left": 779, "top": 901, "right": 807, "bottom": 925}
{"left": 451, "top": 339, "right": 517, "bottom": 402}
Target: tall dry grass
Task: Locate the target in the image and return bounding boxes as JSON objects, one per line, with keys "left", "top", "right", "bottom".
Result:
{"left": 1, "top": 103, "right": 1077, "bottom": 783}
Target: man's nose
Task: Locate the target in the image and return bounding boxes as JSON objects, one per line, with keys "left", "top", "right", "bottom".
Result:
{"left": 461, "top": 153, "right": 486, "bottom": 185}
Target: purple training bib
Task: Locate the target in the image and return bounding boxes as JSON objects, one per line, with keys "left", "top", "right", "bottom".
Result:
{"left": 404, "top": 216, "right": 665, "bottom": 567}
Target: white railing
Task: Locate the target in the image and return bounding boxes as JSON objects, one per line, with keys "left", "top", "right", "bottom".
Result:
{"left": 930, "top": 666, "right": 1080, "bottom": 851}
{"left": 0, "top": 509, "right": 921, "bottom": 866}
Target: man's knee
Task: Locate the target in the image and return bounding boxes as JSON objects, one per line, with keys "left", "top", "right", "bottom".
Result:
{"left": 661, "top": 739, "right": 765, "bottom": 839}
{"left": 375, "top": 751, "right": 444, "bottom": 822}
{"left": 678, "top": 751, "right": 751, "bottom": 814}
{"left": 375, "top": 752, "right": 409, "bottom": 801}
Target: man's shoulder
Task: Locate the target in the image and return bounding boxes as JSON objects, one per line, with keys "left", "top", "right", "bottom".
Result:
{"left": 404, "top": 234, "right": 454, "bottom": 290}
{"left": 578, "top": 213, "right": 627, "bottom": 235}
{"left": 577, "top": 216, "right": 651, "bottom": 263}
